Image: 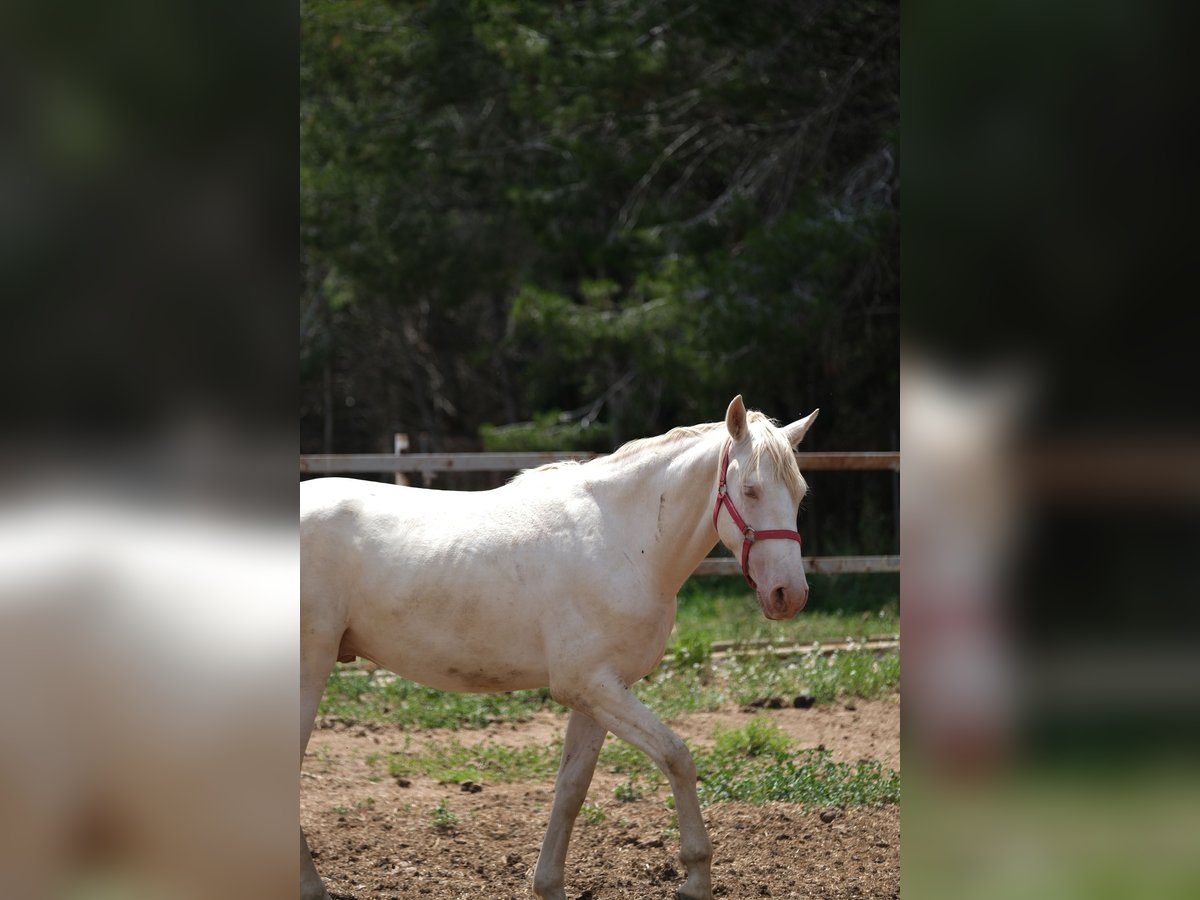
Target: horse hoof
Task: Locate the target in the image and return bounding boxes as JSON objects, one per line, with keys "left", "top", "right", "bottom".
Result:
{"left": 676, "top": 890, "right": 713, "bottom": 900}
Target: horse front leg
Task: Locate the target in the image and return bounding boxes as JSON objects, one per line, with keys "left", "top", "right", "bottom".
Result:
{"left": 533, "top": 710, "right": 607, "bottom": 900}
{"left": 570, "top": 677, "right": 713, "bottom": 900}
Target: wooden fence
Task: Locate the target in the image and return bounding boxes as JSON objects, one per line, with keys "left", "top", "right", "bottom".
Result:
{"left": 299, "top": 450, "right": 899, "bottom": 475}
{"left": 299, "top": 450, "right": 900, "bottom": 577}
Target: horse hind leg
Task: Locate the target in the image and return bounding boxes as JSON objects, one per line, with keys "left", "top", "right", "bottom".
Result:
{"left": 533, "top": 710, "right": 607, "bottom": 900}
{"left": 300, "top": 615, "right": 343, "bottom": 900}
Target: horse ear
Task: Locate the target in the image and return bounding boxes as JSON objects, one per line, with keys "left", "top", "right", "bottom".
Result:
{"left": 783, "top": 409, "right": 820, "bottom": 447}
{"left": 725, "top": 395, "right": 749, "bottom": 442}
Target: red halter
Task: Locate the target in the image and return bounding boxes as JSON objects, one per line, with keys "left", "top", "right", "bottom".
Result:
{"left": 712, "top": 438, "right": 803, "bottom": 591}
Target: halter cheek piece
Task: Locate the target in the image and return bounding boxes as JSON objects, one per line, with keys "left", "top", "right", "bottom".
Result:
{"left": 712, "top": 438, "right": 803, "bottom": 591}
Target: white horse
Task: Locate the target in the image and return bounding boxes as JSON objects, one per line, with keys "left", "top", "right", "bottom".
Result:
{"left": 300, "top": 395, "right": 819, "bottom": 900}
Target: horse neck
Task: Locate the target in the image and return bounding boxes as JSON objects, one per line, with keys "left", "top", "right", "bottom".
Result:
{"left": 593, "top": 430, "right": 724, "bottom": 596}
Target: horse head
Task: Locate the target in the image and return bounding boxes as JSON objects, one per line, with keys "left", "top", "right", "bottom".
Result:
{"left": 714, "top": 395, "right": 819, "bottom": 620}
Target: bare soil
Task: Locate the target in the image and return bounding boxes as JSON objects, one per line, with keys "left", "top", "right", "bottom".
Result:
{"left": 302, "top": 698, "right": 899, "bottom": 899}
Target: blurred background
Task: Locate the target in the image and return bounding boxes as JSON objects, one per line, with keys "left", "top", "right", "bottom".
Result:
{"left": 1, "top": 1, "right": 296, "bottom": 898}
{"left": 904, "top": 1, "right": 1200, "bottom": 897}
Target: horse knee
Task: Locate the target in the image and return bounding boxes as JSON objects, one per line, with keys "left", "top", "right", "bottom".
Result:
{"left": 661, "top": 734, "right": 696, "bottom": 784}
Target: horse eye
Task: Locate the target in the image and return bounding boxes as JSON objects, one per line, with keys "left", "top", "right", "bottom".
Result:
{"left": 742, "top": 484, "right": 759, "bottom": 499}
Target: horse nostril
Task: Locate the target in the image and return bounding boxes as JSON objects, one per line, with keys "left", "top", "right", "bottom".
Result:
{"left": 771, "top": 586, "right": 786, "bottom": 611}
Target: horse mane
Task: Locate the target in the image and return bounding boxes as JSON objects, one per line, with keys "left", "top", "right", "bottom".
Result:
{"left": 512, "top": 410, "right": 806, "bottom": 498}
{"left": 605, "top": 422, "right": 723, "bottom": 461}
{"left": 511, "top": 423, "right": 720, "bottom": 483}
{"left": 743, "top": 414, "right": 808, "bottom": 500}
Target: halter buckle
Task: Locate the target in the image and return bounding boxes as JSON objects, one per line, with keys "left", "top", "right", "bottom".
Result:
{"left": 743, "top": 526, "right": 756, "bottom": 543}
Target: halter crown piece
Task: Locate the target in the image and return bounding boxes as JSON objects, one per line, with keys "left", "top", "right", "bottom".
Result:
{"left": 712, "top": 438, "right": 803, "bottom": 591}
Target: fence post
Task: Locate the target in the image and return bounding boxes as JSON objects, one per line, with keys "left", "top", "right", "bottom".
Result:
{"left": 393, "top": 433, "right": 409, "bottom": 486}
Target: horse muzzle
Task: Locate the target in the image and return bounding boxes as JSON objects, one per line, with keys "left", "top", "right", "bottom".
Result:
{"left": 760, "top": 581, "right": 809, "bottom": 620}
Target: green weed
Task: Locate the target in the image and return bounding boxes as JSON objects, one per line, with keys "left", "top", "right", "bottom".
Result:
{"left": 580, "top": 803, "right": 607, "bottom": 825}
{"left": 712, "top": 716, "right": 792, "bottom": 758}
{"left": 614, "top": 777, "right": 645, "bottom": 802}
{"left": 673, "top": 632, "right": 713, "bottom": 670}
{"left": 662, "top": 814, "right": 680, "bottom": 840}
{"left": 430, "top": 800, "right": 458, "bottom": 833}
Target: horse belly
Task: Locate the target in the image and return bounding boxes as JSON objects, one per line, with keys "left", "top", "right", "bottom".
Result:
{"left": 343, "top": 592, "right": 550, "bottom": 694}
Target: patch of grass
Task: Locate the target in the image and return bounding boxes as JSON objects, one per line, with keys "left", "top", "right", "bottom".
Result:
{"left": 712, "top": 716, "right": 792, "bottom": 758}
{"left": 694, "top": 717, "right": 899, "bottom": 807}
{"left": 579, "top": 803, "right": 607, "bottom": 825}
{"left": 387, "top": 739, "right": 562, "bottom": 785}
{"left": 662, "top": 814, "right": 680, "bottom": 840}
{"left": 364, "top": 751, "right": 383, "bottom": 781}
{"left": 599, "top": 737, "right": 656, "bottom": 776}
{"left": 430, "top": 800, "right": 458, "bottom": 833}
{"left": 635, "top": 671, "right": 730, "bottom": 720}
{"left": 723, "top": 648, "right": 900, "bottom": 707}
{"left": 674, "top": 576, "right": 898, "bottom": 644}
{"left": 644, "top": 648, "right": 899, "bottom": 718}
{"left": 307, "top": 744, "right": 335, "bottom": 774}
{"left": 598, "top": 719, "right": 899, "bottom": 809}
{"left": 319, "top": 674, "right": 560, "bottom": 729}
{"left": 799, "top": 648, "right": 901, "bottom": 703}
{"left": 699, "top": 748, "right": 899, "bottom": 807}
{"left": 614, "top": 777, "right": 646, "bottom": 802}
{"left": 673, "top": 632, "right": 713, "bottom": 670}
{"left": 599, "top": 738, "right": 665, "bottom": 793}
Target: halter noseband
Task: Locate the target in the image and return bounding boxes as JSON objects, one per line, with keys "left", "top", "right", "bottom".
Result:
{"left": 712, "top": 438, "right": 803, "bottom": 591}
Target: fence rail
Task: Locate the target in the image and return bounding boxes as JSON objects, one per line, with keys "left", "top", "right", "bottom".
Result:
{"left": 299, "top": 450, "right": 900, "bottom": 475}
{"left": 300, "top": 450, "right": 900, "bottom": 576}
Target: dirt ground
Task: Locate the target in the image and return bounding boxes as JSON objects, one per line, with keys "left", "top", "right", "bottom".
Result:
{"left": 302, "top": 698, "right": 899, "bottom": 899}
